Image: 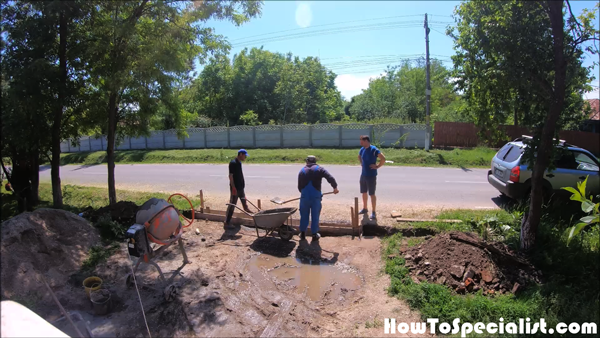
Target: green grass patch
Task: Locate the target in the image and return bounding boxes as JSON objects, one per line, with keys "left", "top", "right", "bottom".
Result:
{"left": 1, "top": 183, "right": 201, "bottom": 222}
{"left": 383, "top": 212, "right": 599, "bottom": 337}
{"left": 58, "top": 147, "right": 497, "bottom": 168}
{"left": 407, "top": 237, "right": 425, "bottom": 247}
{"left": 81, "top": 243, "right": 119, "bottom": 271}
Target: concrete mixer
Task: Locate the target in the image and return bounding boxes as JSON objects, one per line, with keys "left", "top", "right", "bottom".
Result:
{"left": 125, "top": 197, "right": 194, "bottom": 301}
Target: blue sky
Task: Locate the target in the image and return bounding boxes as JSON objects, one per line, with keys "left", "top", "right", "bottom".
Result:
{"left": 205, "top": 1, "right": 599, "bottom": 100}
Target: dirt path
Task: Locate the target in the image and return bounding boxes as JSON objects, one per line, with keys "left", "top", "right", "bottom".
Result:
{"left": 60, "top": 221, "right": 425, "bottom": 337}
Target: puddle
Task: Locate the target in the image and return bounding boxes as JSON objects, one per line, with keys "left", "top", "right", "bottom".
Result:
{"left": 248, "top": 255, "right": 361, "bottom": 301}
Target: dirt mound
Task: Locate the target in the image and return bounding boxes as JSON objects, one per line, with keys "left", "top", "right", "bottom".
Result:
{"left": 1, "top": 209, "right": 100, "bottom": 309}
{"left": 87, "top": 201, "right": 139, "bottom": 227}
{"left": 403, "top": 231, "right": 541, "bottom": 295}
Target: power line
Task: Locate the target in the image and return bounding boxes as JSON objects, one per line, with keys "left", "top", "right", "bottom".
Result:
{"left": 230, "top": 14, "right": 427, "bottom": 42}
{"left": 231, "top": 19, "right": 454, "bottom": 48}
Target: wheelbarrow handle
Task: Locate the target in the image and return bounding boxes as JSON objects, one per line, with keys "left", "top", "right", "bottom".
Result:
{"left": 226, "top": 203, "right": 254, "bottom": 217}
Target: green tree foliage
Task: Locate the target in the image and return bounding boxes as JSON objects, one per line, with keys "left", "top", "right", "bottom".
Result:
{"left": 80, "top": 0, "right": 261, "bottom": 204}
{"left": 450, "top": 0, "right": 599, "bottom": 250}
{"left": 1, "top": 0, "right": 91, "bottom": 210}
{"left": 183, "top": 48, "right": 344, "bottom": 125}
{"left": 345, "top": 58, "right": 466, "bottom": 124}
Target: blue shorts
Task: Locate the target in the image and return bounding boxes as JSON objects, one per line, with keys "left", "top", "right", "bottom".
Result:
{"left": 360, "top": 175, "right": 377, "bottom": 196}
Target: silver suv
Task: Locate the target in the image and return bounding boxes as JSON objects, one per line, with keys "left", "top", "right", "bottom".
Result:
{"left": 488, "top": 136, "right": 600, "bottom": 200}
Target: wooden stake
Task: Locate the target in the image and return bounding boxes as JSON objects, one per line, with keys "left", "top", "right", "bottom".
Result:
{"left": 199, "top": 190, "right": 204, "bottom": 212}
{"left": 351, "top": 207, "right": 355, "bottom": 240}
{"left": 258, "top": 199, "right": 261, "bottom": 210}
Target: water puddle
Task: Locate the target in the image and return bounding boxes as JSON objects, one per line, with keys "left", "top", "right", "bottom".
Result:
{"left": 248, "top": 254, "right": 361, "bottom": 301}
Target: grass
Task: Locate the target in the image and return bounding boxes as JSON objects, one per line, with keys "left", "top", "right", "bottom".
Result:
{"left": 57, "top": 147, "right": 497, "bottom": 168}
{"left": 1, "top": 183, "right": 202, "bottom": 222}
{"left": 382, "top": 209, "right": 600, "bottom": 337}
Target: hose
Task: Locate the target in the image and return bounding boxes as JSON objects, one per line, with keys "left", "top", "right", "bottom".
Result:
{"left": 167, "top": 193, "right": 195, "bottom": 228}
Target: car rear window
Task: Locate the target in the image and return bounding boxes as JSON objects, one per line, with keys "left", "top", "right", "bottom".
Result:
{"left": 503, "top": 145, "right": 524, "bottom": 162}
{"left": 495, "top": 144, "right": 512, "bottom": 160}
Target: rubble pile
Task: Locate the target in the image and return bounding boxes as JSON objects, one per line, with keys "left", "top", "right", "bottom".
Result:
{"left": 401, "top": 231, "right": 541, "bottom": 295}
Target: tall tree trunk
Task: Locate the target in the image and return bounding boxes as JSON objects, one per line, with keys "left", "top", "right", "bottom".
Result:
{"left": 107, "top": 92, "right": 118, "bottom": 205}
{"left": 520, "top": 0, "right": 567, "bottom": 251}
{"left": 51, "top": 10, "right": 67, "bottom": 208}
{"left": 30, "top": 149, "right": 40, "bottom": 207}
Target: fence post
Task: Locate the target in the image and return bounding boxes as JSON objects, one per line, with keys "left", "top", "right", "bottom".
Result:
{"left": 369, "top": 125, "right": 374, "bottom": 141}
{"left": 252, "top": 126, "right": 256, "bottom": 148}
{"left": 67, "top": 140, "right": 71, "bottom": 152}
{"left": 338, "top": 125, "right": 343, "bottom": 148}
{"left": 309, "top": 125, "right": 313, "bottom": 147}
{"left": 227, "top": 127, "right": 231, "bottom": 148}
{"left": 280, "top": 125, "right": 283, "bottom": 148}
{"left": 182, "top": 130, "right": 186, "bottom": 149}
{"left": 163, "top": 131, "right": 166, "bottom": 149}
{"left": 203, "top": 128, "right": 207, "bottom": 148}
{"left": 425, "top": 126, "right": 431, "bottom": 151}
{"left": 78, "top": 141, "right": 81, "bottom": 152}
{"left": 100, "top": 137, "right": 104, "bottom": 150}
{"left": 89, "top": 137, "right": 92, "bottom": 151}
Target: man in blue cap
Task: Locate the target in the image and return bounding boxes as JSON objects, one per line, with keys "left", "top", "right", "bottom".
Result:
{"left": 297, "top": 155, "right": 339, "bottom": 240}
{"left": 225, "top": 149, "right": 251, "bottom": 228}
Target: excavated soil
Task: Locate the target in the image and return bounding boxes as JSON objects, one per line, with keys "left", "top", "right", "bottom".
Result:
{"left": 402, "top": 231, "right": 541, "bottom": 295}
{"left": 86, "top": 201, "right": 139, "bottom": 227}
{"left": 35, "top": 221, "right": 424, "bottom": 337}
{"left": 1, "top": 209, "right": 101, "bottom": 310}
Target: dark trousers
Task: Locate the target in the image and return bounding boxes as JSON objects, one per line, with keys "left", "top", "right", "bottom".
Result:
{"left": 225, "top": 186, "right": 248, "bottom": 224}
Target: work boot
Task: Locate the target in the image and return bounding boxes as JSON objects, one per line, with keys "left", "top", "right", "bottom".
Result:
{"left": 300, "top": 231, "right": 306, "bottom": 240}
{"left": 358, "top": 208, "right": 368, "bottom": 215}
{"left": 312, "top": 233, "right": 321, "bottom": 241}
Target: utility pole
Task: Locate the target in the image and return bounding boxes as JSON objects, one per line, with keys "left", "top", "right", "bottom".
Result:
{"left": 424, "top": 13, "right": 431, "bottom": 150}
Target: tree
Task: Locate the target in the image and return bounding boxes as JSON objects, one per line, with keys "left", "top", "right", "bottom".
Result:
{"left": 1, "top": 0, "right": 89, "bottom": 210}
{"left": 346, "top": 58, "right": 462, "bottom": 123}
{"left": 83, "top": 0, "right": 261, "bottom": 205}
{"left": 450, "top": 0, "right": 599, "bottom": 250}
{"left": 183, "top": 47, "right": 344, "bottom": 126}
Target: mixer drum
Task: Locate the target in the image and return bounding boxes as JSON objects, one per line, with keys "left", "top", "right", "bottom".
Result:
{"left": 136, "top": 198, "right": 181, "bottom": 241}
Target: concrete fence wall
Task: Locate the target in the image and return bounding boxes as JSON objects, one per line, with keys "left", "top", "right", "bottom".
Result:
{"left": 61, "top": 123, "right": 429, "bottom": 152}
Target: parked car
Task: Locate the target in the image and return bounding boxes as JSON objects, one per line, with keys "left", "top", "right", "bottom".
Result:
{"left": 488, "top": 136, "right": 600, "bottom": 200}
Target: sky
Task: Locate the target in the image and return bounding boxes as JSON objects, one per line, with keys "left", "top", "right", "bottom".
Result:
{"left": 205, "top": 1, "right": 600, "bottom": 101}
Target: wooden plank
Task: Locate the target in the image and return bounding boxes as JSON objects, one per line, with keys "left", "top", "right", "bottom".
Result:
{"left": 391, "top": 211, "right": 402, "bottom": 218}
{"left": 260, "top": 299, "right": 293, "bottom": 337}
{"left": 396, "top": 218, "right": 462, "bottom": 223}
{"left": 199, "top": 190, "right": 204, "bottom": 212}
{"left": 257, "top": 199, "right": 261, "bottom": 210}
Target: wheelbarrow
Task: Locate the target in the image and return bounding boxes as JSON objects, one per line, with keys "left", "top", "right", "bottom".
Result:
{"left": 226, "top": 202, "right": 297, "bottom": 241}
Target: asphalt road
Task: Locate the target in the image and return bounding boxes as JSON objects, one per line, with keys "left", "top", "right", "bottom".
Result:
{"left": 40, "top": 164, "right": 502, "bottom": 209}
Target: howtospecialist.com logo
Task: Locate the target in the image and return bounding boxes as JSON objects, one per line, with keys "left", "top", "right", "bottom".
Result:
{"left": 384, "top": 318, "right": 597, "bottom": 337}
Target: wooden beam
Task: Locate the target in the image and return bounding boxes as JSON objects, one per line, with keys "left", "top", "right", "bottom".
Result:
{"left": 391, "top": 211, "right": 402, "bottom": 218}
{"left": 396, "top": 218, "right": 462, "bottom": 223}
{"left": 351, "top": 207, "right": 355, "bottom": 240}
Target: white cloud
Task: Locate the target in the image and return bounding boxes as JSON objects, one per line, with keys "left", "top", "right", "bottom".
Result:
{"left": 295, "top": 2, "right": 312, "bottom": 28}
{"left": 584, "top": 88, "right": 599, "bottom": 100}
{"left": 335, "top": 73, "right": 383, "bottom": 100}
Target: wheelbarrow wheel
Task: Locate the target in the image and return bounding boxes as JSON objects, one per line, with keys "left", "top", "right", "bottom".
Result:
{"left": 278, "top": 225, "right": 294, "bottom": 241}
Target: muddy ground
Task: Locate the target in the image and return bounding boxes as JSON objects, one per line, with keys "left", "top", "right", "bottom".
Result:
{"left": 50, "top": 221, "right": 426, "bottom": 337}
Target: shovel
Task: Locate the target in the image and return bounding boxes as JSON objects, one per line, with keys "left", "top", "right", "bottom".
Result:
{"left": 270, "top": 192, "right": 335, "bottom": 205}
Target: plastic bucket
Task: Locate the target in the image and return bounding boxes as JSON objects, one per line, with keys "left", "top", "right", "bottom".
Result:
{"left": 90, "top": 289, "right": 111, "bottom": 316}
{"left": 83, "top": 277, "right": 102, "bottom": 299}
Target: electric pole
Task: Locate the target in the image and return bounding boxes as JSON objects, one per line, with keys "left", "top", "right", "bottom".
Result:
{"left": 424, "top": 13, "right": 431, "bottom": 150}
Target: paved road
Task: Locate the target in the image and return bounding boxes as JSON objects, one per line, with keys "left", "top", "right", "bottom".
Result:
{"left": 40, "top": 164, "right": 502, "bottom": 209}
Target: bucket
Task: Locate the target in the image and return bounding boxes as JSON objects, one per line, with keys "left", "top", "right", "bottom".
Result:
{"left": 90, "top": 289, "right": 112, "bottom": 316}
{"left": 83, "top": 277, "right": 102, "bottom": 299}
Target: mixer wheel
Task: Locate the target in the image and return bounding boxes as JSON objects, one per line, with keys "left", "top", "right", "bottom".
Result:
{"left": 164, "top": 283, "right": 179, "bottom": 302}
